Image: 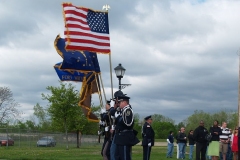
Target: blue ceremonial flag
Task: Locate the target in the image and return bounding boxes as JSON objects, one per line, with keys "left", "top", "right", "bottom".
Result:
{"left": 54, "top": 35, "right": 101, "bottom": 73}
{"left": 54, "top": 62, "right": 84, "bottom": 82}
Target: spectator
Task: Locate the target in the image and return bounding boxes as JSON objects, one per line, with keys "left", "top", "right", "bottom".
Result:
{"left": 188, "top": 130, "right": 195, "bottom": 160}
{"left": 219, "top": 122, "right": 231, "bottom": 160}
{"left": 177, "top": 127, "right": 187, "bottom": 159}
{"left": 193, "top": 120, "right": 209, "bottom": 160}
{"left": 176, "top": 130, "right": 180, "bottom": 159}
{"left": 166, "top": 131, "right": 174, "bottom": 158}
{"left": 207, "top": 120, "right": 222, "bottom": 160}
{"left": 230, "top": 127, "right": 238, "bottom": 160}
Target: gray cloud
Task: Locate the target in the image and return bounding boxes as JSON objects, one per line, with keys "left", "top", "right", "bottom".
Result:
{"left": 1, "top": 0, "right": 240, "bottom": 123}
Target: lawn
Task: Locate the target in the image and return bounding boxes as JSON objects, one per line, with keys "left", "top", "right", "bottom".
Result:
{"left": 0, "top": 144, "right": 182, "bottom": 160}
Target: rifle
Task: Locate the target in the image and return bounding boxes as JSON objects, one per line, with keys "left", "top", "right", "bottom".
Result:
{"left": 109, "top": 98, "right": 119, "bottom": 140}
{"left": 98, "top": 113, "right": 104, "bottom": 143}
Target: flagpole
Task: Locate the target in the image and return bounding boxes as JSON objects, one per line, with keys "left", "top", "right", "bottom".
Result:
{"left": 99, "top": 73, "right": 107, "bottom": 103}
{"left": 102, "top": 4, "right": 114, "bottom": 100}
{"left": 95, "top": 73, "right": 104, "bottom": 108}
{"left": 109, "top": 53, "right": 114, "bottom": 99}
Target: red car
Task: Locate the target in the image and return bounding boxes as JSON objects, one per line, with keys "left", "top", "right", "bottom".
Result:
{"left": 0, "top": 137, "right": 14, "bottom": 146}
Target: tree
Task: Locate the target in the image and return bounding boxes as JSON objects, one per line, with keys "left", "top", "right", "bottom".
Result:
{"left": 151, "top": 114, "right": 175, "bottom": 124}
{"left": 25, "top": 120, "right": 36, "bottom": 130}
{"left": 183, "top": 110, "right": 238, "bottom": 133}
{"left": 133, "top": 113, "right": 142, "bottom": 139}
{"left": 33, "top": 103, "right": 51, "bottom": 131}
{"left": 42, "top": 82, "right": 90, "bottom": 149}
{"left": 152, "top": 121, "right": 176, "bottom": 139}
{"left": 176, "top": 121, "right": 186, "bottom": 132}
{"left": 148, "top": 114, "right": 176, "bottom": 139}
{"left": 0, "top": 86, "right": 22, "bottom": 124}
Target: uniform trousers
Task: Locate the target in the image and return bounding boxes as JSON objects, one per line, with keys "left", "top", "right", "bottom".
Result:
{"left": 115, "top": 145, "right": 132, "bottom": 160}
{"left": 103, "top": 140, "right": 111, "bottom": 160}
{"left": 143, "top": 145, "right": 152, "bottom": 160}
{"left": 110, "top": 135, "right": 117, "bottom": 160}
{"left": 196, "top": 142, "right": 208, "bottom": 160}
{"left": 102, "top": 138, "right": 108, "bottom": 156}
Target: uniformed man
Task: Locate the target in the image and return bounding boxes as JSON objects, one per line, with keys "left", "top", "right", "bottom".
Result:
{"left": 113, "top": 94, "right": 139, "bottom": 160}
{"left": 100, "top": 100, "right": 112, "bottom": 160}
{"left": 142, "top": 115, "right": 155, "bottom": 160}
{"left": 109, "top": 93, "right": 122, "bottom": 160}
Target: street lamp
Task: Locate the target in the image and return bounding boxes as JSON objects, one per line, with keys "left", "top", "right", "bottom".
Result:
{"left": 114, "top": 63, "right": 131, "bottom": 91}
{"left": 114, "top": 63, "right": 126, "bottom": 90}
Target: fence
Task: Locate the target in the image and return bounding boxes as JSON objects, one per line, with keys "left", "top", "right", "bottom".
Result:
{"left": 0, "top": 128, "right": 103, "bottom": 148}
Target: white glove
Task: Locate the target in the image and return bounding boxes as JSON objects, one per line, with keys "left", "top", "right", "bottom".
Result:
{"left": 148, "top": 143, "right": 151, "bottom": 147}
{"left": 99, "top": 121, "right": 105, "bottom": 126}
{"left": 111, "top": 125, "right": 115, "bottom": 130}
{"left": 115, "top": 111, "right": 121, "bottom": 118}
{"left": 98, "top": 131, "right": 102, "bottom": 135}
{"left": 105, "top": 126, "right": 109, "bottom": 131}
{"left": 110, "top": 100, "right": 115, "bottom": 107}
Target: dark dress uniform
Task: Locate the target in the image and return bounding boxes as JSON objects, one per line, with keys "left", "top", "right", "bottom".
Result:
{"left": 142, "top": 116, "right": 155, "bottom": 160}
{"left": 193, "top": 125, "right": 208, "bottom": 160}
{"left": 113, "top": 95, "right": 139, "bottom": 160}
{"left": 100, "top": 101, "right": 112, "bottom": 160}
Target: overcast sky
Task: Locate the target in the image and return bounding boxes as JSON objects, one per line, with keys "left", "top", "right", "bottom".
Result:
{"left": 1, "top": 0, "right": 240, "bottom": 124}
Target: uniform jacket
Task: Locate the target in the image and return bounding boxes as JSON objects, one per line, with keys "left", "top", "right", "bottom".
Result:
{"left": 101, "top": 111, "right": 111, "bottom": 139}
{"left": 193, "top": 126, "right": 208, "bottom": 143}
{"left": 114, "top": 105, "right": 140, "bottom": 146}
{"left": 142, "top": 122, "right": 155, "bottom": 146}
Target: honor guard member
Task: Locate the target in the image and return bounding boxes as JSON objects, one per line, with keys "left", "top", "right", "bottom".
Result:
{"left": 109, "top": 91, "right": 125, "bottom": 160}
{"left": 113, "top": 95, "right": 139, "bottom": 160}
{"left": 142, "top": 115, "right": 155, "bottom": 160}
{"left": 101, "top": 100, "right": 112, "bottom": 160}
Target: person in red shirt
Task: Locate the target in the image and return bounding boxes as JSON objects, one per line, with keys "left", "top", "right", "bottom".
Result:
{"left": 230, "top": 127, "right": 238, "bottom": 160}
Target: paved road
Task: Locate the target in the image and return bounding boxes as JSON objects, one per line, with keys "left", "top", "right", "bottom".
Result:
{"left": 137, "top": 142, "right": 173, "bottom": 146}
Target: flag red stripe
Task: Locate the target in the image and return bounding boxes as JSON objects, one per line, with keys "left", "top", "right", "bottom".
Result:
{"left": 65, "top": 38, "right": 110, "bottom": 47}
{"left": 64, "top": 10, "right": 87, "bottom": 18}
{"left": 66, "top": 45, "right": 110, "bottom": 53}
{"left": 66, "top": 24, "right": 90, "bottom": 31}
{"left": 65, "top": 17, "right": 88, "bottom": 26}
{"left": 64, "top": 31, "right": 110, "bottom": 41}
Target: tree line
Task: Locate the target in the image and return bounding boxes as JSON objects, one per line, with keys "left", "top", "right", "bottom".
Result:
{"left": 0, "top": 84, "right": 239, "bottom": 143}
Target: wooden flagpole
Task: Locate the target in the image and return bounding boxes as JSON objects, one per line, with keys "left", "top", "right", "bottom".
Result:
{"left": 102, "top": 4, "right": 114, "bottom": 100}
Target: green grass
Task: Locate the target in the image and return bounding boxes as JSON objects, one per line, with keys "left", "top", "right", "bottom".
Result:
{"left": 0, "top": 144, "right": 183, "bottom": 160}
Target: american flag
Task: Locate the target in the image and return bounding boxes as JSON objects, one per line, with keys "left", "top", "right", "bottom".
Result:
{"left": 63, "top": 3, "right": 110, "bottom": 54}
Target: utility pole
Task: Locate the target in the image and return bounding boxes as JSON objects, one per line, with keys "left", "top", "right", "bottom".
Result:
{"left": 237, "top": 48, "right": 240, "bottom": 160}
{"left": 238, "top": 49, "right": 240, "bottom": 126}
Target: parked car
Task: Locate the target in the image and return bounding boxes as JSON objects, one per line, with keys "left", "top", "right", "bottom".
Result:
{"left": 37, "top": 136, "right": 56, "bottom": 147}
{"left": 0, "top": 136, "right": 14, "bottom": 146}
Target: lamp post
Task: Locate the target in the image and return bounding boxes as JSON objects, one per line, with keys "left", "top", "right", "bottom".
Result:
{"left": 114, "top": 63, "right": 126, "bottom": 90}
